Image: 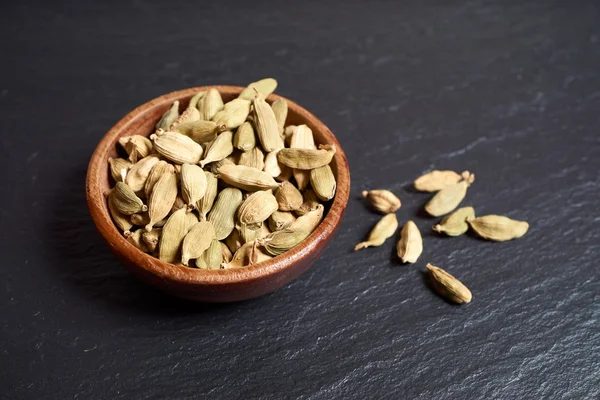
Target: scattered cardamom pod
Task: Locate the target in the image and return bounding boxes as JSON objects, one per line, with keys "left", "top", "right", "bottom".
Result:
{"left": 125, "top": 155, "right": 160, "bottom": 193}
{"left": 275, "top": 181, "right": 303, "bottom": 211}
{"left": 432, "top": 206, "right": 475, "bottom": 236}
{"left": 127, "top": 229, "right": 150, "bottom": 253}
{"left": 396, "top": 220, "right": 422, "bottom": 263}
{"left": 212, "top": 98, "right": 251, "bottom": 130}
{"left": 180, "top": 163, "right": 207, "bottom": 209}
{"left": 277, "top": 144, "right": 336, "bottom": 170}
{"left": 271, "top": 98, "right": 288, "bottom": 135}
{"left": 200, "top": 130, "right": 234, "bottom": 167}
{"left": 108, "top": 157, "right": 131, "bottom": 183}
{"left": 427, "top": 263, "right": 472, "bottom": 304}
{"left": 110, "top": 182, "right": 147, "bottom": 215}
{"left": 424, "top": 173, "right": 475, "bottom": 217}
{"left": 310, "top": 165, "right": 336, "bottom": 201}
{"left": 197, "top": 88, "right": 224, "bottom": 121}
{"left": 196, "top": 171, "right": 218, "bottom": 220}
{"left": 108, "top": 198, "right": 133, "bottom": 236}
{"left": 174, "top": 120, "right": 222, "bottom": 144}
{"left": 414, "top": 170, "right": 470, "bottom": 192}
{"left": 268, "top": 210, "right": 296, "bottom": 232}
{"left": 145, "top": 170, "right": 178, "bottom": 231}
{"left": 238, "top": 146, "right": 265, "bottom": 170}
{"left": 196, "top": 239, "right": 222, "bottom": 270}
{"left": 218, "top": 164, "right": 280, "bottom": 191}
{"left": 119, "top": 135, "right": 153, "bottom": 163}
{"left": 467, "top": 215, "right": 529, "bottom": 241}
{"left": 181, "top": 221, "right": 216, "bottom": 266}
{"left": 253, "top": 94, "right": 285, "bottom": 152}
{"left": 238, "top": 78, "right": 278, "bottom": 100}
{"left": 169, "top": 106, "right": 200, "bottom": 130}
{"left": 233, "top": 121, "right": 256, "bottom": 152}
{"left": 207, "top": 187, "right": 243, "bottom": 240}
{"left": 362, "top": 190, "right": 401, "bottom": 214}
{"left": 155, "top": 101, "right": 180, "bottom": 131}
{"left": 144, "top": 160, "right": 175, "bottom": 198}
{"left": 354, "top": 213, "right": 398, "bottom": 251}
{"left": 158, "top": 208, "right": 198, "bottom": 264}
{"left": 151, "top": 130, "right": 203, "bottom": 164}
{"left": 142, "top": 228, "right": 161, "bottom": 253}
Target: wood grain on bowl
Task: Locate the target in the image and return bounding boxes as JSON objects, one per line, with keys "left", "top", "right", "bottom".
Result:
{"left": 86, "top": 86, "right": 350, "bottom": 302}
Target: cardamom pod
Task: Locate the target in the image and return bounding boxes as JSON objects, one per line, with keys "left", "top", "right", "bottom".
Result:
{"left": 142, "top": 228, "right": 161, "bottom": 253}
{"left": 174, "top": 120, "right": 222, "bottom": 144}
{"left": 108, "top": 157, "right": 131, "bottom": 183}
{"left": 432, "top": 206, "right": 475, "bottom": 236}
{"left": 207, "top": 187, "right": 243, "bottom": 240}
{"left": 225, "top": 228, "right": 243, "bottom": 254}
{"left": 145, "top": 170, "right": 177, "bottom": 231}
{"left": 253, "top": 95, "right": 284, "bottom": 152}
{"left": 197, "top": 88, "right": 224, "bottom": 121}
{"left": 237, "top": 190, "right": 278, "bottom": 226}
{"left": 155, "top": 101, "right": 180, "bottom": 131}
{"left": 260, "top": 205, "right": 323, "bottom": 256}
{"left": 275, "top": 181, "right": 303, "bottom": 211}
{"left": 268, "top": 210, "right": 296, "bottom": 232}
{"left": 277, "top": 144, "right": 336, "bottom": 170}
{"left": 284, "top": 125, "right": 298, "bottom": 147}
{"left": 220, "top": 242, "right": 233, "bottom": 263}
{"left": 212, "top": 98, "right": 251, "bottom": 130}
{"left": 233, "top": 121, "right": 256, "bottom": 152}
{"left": 427, "top": 263, "right": 472, "bottom": 304}
{"left": 467, "top": 215, "right": 529, "bottom": 241}
{"left": 169, "top": 106, "right": 200, "bottom": 130}
{"left": 238, "top": 78, "right": 278, "bottom": 100}
{"left": 180, "top": 163, "right": 207, "bottom": 209}
{"left": 424, "top": 173, "right": 475, "bottom": 217}
{"left": 196, "top": 171, "right": 218, "bottom": 220}
{"left": 196, "top": 239, "right": 222, "bottom": 270}
{"left": 218, "top": 164, "right": 280, "bottom": 191}
{"left": 130, "top": 212, "right": 165, "bottom": 228}
{"left": 354, "top": 213, "right": 398, "bottom": 251}
{"left": 222, "top": 241, "right": 255, "bottom": 269}
{"left": 199, "top": 130, "right": 234, "bottom": 167}
{"left": 127, "top": 229, "right": 150, "bottom": 253}
{"left": 237, "top": 222, "right": 270, "bottom": 244}
{"left": 238, "top": 146, "right": 264, "bottom": 170}
{"left": 310, "top": 165, "right": 336, "bottom": 201}
{"left": 158, "top": 208, "right": 198, "bottom": 264}
{"left": 188, "top": 91, "right": 205, "bottom": 110}
{"left": 414, "top": 170, "right": 470, "bottom": 192}
{"left": 119, "top": 135, "right": 153, "bottom": 163}
{"left": 110, "top": 182, "right": 147, "bottom": 215}
{"left": 290, "top": 125, "right": 316, "bottom": 189}
{"left": 207, "top": 156, "right": 235, "bottom": 175}
{"left": 108, "top": 198, "right": 133, "bottom": 236}
{"left": 144, "top": 160, "right": 175, "bottom": 198}
{"left": 263, "top": 150, "right": 292, "bottom": 181}
{"left": 181, "top": 221, "right": 216, "bottom": 266}
{"left": 125, "top": 155, "right": 160, "bottom": 193}
{"left": 296, "top": 189, "right": 320, "bottom": 216}
{"left": 396, "top": 220, "right": 422, "bottom": 263}
{"left": 271, "top": 98, "right": 288, "bottom": 135}
{"left": 362, "top": 190, "right": 401, "bottom": 214}
{"left": 151, "top": 130, "right": 203, "bottom": 165}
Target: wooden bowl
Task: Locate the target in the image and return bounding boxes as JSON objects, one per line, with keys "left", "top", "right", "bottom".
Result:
{"left": 86, "top": 86, "right": 350, "bottom": 302}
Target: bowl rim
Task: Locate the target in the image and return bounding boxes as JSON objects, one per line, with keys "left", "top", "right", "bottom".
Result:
{"left": 86, "top": 85, "right": 350, "bottom": 287}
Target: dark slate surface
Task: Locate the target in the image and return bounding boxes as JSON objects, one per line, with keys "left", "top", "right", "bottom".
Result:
{"left": 1, "top": 1, "right": 599, "bottom": 399}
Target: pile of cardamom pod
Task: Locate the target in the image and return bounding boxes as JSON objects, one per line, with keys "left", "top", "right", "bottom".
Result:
{"left": 359, "top": 170, "right": 529, "bottom": 304}
{"left": 106, "top": 78, "right": 337, "bottom": 269}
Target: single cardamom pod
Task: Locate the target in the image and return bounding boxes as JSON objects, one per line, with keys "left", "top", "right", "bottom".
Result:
{"left": 290, "top": 125, "right": 316, "bottom": 189}
{"left": 432, "top": 206, "right": 475, "bottom": 236}
{"left": 277, "top": 144, "right": 336, "bottom": 170}
{"left": 158, "top": 205, "right": 198, "bottom": 264}
{"left": 119, "top": 135, "right": 153, "bottom": 163}
{"left": 155, "top": 101, "right": 180, "bottom": 131}
{"left": 127, "top": 229, "right": 150, "bottom": 253}
{"left": 218, "top": 164, "right": 280, "bottom": 191}
{"left": 199, "top": 130, "right": 234, "bottom": 167}
{"left": 238, "top": 146, "right": 265, "bottom": 170}
{"left": 467, "top": 215, "right": 529, "bottom": 241}
{"left": 181, "top": 221, "right": 216, "bottom": 266}
{"left": 237, "top": 190, "right": 278, "bottom": 226}
{"left": 125, "top": 155, "right": 160, "bottom": 193}
{"left": 188, "top": 91, "right": 206, "bottom": 110}
{"left": 238, "top": 78, "right": 278, "bottom": 100}
{"left": 110, "top": 182, "right": 147, "bottom": 215}
{"left": 144, "top": 160, "right": 175, "bottom": 198}
{"left": 268, "top": 210, "right": 296, "bottom": 232}
{"left": 414, "top": 170, "right": 470, "bottom": 192}
{"left": 362, "top": 190, "right": 401, "bottom": 214}
{"left": 310, "top": 165, "right": 336, "bottom": 201}
{"left": 108, "top": 157, "right": 131, "bottom": 183}
{"left": 197, "top": 88, "right": 224, "bottom": 121}
{"left": 396, "top": 220, "right": 423, "bottom": 263}
{"left": 151, "top": 130, "right": 203, "bottom": 165}
{"left": 275, "top": 181, "right": 303, "bottom": 211}
{"left": 271, "top": 98, "right": 288, "bottom": 135}
{"left": 196, "top": 171, "right": 218, "bottom": 220}
{"left": 207, "top": 187, "right": 243, "bottom": 240}
{"left": 424, "top": 173, "right": 475, "bottom": 217}
{"left": 427, "top": 263, "right": 472, "bottom": 304}
{"left": 233, "top": 121, "right": 256, "bottom": 152}
{"left": 263, "top": 150, "right": 293, "bottom": 181}
{"left": 284, "top": 125, "right": 298, "bottom": 147}
{"left": 174, "top": 120, "right": 222, "bottom": 144}
{"left": 130, "top": 212, "right": 165, "bottom": 228}
{"left": 145, "top": 170, "right": 177, "bottom": 231}
{"left": 260, "top": 205, "right": 324, "bottom": 256}
{"left": 196, "top": 239, "right": 223, "bottom": 270}
{"left": 180, "top": 163, "right": 207, "bottom": 209}
{"left": 225, "top": 228, "right": 243, "bottom": 254}
{"left": 354, "top": 213, "right": 398, "bottom": 251}
{"left": 212, "top": 98, "right": 251, "bottom": 130}
{"left": 108, "top": 198, "right": 133, "bottom": 236}
{"left": 296, "top": 189, "right": 320, "bottom": 216}
{"left": 142, "top": 228, "right": 161, "bottom": 253}
{"left": 253, "top": 95, "right": 285, "bottom": 152}
{"left": 169, "top": 106, "right": 200, "bottom": 130}
{"left": 220, "top": 242, "right": 233, "bottom": 263}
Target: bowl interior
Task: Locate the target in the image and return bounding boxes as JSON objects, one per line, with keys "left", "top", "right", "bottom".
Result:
{"left": 87, "top": 86, "right": 350, "bottom": 297}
